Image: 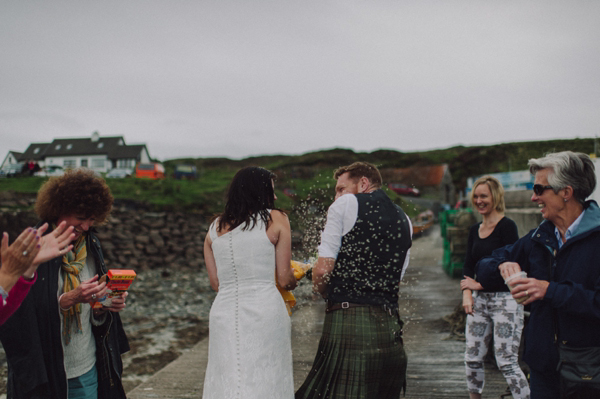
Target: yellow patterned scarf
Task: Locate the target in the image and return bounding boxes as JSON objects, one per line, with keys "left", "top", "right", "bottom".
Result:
{"left": 61, "top": 234, "right": 87, "bottom": 345}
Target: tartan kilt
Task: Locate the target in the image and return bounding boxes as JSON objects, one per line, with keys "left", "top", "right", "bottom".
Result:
{"left": 295, "top": 306, "right": 407, "bottom": 399}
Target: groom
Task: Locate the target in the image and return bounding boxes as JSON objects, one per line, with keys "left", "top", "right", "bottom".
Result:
{"left": 296, "top": 161, "right": 412, "bottom": 399}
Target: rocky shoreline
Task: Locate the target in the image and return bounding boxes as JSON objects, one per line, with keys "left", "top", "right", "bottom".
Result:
{"left": 118, "top": 266, "right": 215, "bottom": 392}
{"left": 0, "top": 198, "right": 317, "bottom": 396}
{"left": 0, "top": 201, "right": 217, "bottom": 395}
{"left": 0, "top": 263, "right": 217, "bottom": 396}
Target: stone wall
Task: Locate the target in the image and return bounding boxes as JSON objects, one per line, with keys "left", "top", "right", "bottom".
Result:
{"left": 0, "top": 201, "right": 210, "bottom": 271}
{"left": 97, "top": 208, "right": 209, "bottom": 270}
{"left": 505, "top": 208, "right": 544, "bottom": 237}
{"left": 0, "top": 196, "right": 306, "bottom": 270}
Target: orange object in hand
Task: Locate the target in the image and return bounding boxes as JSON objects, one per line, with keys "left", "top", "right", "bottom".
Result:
{"left": 277, "top": 260, "right": 313, "bottom": 315}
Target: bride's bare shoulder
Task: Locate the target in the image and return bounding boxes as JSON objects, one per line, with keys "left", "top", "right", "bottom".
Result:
{"left": 270, "top": 209, "right": 288, "bottom": 219}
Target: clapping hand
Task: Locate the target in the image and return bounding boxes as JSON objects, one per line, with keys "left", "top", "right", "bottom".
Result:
{"left": 1, "top": 227, "right": 42, "bottom": 286}
{"left": 31, "top": 222, "right": 75, "bottom": 268}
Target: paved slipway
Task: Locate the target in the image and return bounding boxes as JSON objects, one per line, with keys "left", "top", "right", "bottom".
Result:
{"left": 128, "top": 227, "right": 516, "bottom": 399}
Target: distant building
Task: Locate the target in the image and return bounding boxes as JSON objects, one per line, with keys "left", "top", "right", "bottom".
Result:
{"left": 466, "top": 170, "right": 535, "bottom": 193}
{"left": 588, "top": 158, "right": 600, "bottom": 204}
{"left": 381, "top": 164, "right": 455, "bottom": 204}
{"left": 5, "top": 132, "right": 151, "bottom": 174}
{"left": 466, "top": 170, "right": 536, "bottom": 210}
{"left": 0, "top": 151, "right": 23, "bottom": 170}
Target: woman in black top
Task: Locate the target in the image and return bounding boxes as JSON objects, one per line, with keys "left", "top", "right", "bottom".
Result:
{"left": 460, "top": 176, "right": 530, "bottom": 399}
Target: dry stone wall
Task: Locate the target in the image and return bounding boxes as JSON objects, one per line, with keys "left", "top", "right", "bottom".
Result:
{"left": 96, "top": 209, "right": 209, "bottom": 271}
{"left": 0, "top": 201, "right": 210, "bottom": 272}
{"left": 0, "top": 192, "right": 307, "bottom": 269}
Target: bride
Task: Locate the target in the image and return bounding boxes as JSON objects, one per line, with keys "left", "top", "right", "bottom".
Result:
{"left": 202, "top": 166, "right": 298, "bottom": 399}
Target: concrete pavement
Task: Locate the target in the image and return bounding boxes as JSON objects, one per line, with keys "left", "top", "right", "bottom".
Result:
{"left": 128, "top": 226, "right": 514, "bottom": 398}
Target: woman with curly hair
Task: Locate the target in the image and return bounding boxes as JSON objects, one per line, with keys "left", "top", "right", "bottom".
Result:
{"left": 0, "top": 168, "right": 130, "bottom": 399}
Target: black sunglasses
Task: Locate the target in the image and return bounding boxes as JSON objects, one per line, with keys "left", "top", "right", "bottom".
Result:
{"left": 533, "top": 184, "right": 554, "bottom": 196}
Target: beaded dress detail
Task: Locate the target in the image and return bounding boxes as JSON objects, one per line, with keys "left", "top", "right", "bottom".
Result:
{"left": 202, "top": 216, "right": 293, "bottom": 399}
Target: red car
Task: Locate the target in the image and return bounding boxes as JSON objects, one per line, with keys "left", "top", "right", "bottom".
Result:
{"left": 388, "top": 183, "right": 420, "bottom": 197}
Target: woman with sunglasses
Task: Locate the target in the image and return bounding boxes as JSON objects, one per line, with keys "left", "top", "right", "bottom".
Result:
{"left": 461, "top": 176, "right": 529, "bottom": 399}
{"left": 477, "top": 151, "right": 600, "bottom": 398}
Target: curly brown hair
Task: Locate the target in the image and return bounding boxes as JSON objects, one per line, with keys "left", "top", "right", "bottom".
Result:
{"left": 35, "top": 168, "right": 114, "bottom": 224}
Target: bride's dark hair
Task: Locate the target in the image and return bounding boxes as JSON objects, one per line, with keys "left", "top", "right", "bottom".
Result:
{"left": 217, "top": 166, "right": 283, "bottom": 232}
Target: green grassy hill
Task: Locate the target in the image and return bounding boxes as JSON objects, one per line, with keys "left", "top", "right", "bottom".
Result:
{"left": 1, "top": 138, "right": 595, "bottom": 222}
{"left": 165, "top": 137, "right": 594, "bottom": 189}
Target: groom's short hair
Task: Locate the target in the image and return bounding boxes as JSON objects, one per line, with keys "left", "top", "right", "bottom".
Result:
{"left": 334, "top": 162, "right": 382, "bottom": 189}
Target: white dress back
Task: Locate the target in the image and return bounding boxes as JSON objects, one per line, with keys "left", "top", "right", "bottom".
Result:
{"left": 202, "top": 214, "right": 294, "bottom": 399}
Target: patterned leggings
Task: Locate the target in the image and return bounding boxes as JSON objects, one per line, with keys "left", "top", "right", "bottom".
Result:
{"left": 465, "top": 291, "right": 530, "bottom": 399}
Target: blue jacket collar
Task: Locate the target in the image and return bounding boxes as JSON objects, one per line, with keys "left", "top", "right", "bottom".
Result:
{"left": 532, "top": 200, "right": 600, "bottom": 249}
{"left": 574, "top": 200, "right": 600, "bottom": 236}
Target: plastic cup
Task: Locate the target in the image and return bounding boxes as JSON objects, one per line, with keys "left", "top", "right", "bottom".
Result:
{"left": 504, "top": 271, "right": 528, "bottom": 303}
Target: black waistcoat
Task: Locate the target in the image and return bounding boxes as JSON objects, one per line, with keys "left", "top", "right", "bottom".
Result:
{"left": 327, "top": 189, "right": 412, "bottom": 310}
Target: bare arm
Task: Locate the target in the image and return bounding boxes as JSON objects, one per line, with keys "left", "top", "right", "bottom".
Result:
{"left": 461, "top": 274, "right": 483, "bottom": 312}
{"left": 462, "top": 289, "right": 475, "bottom": 315}
{"left": 270, "top": 211, "right": 296, "bottom": 290}
{"left": 312, "top": 257, "right": 335, "bottom": 297}
{"left": 204, "top": 233, "right": 219, "bottom": 291}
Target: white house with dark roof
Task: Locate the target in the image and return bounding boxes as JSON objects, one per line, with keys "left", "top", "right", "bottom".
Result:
{"left": 9, "top": 132, "right": 152, "bottom": 174}
{"left": 0, "top": 151, "right": 23, "bottom": 170}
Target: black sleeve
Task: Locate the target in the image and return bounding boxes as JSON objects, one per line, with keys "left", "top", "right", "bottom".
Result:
{"left": 499, "top": 217, "right": 519, "bottom": 247}
{"left": 462, "top": 224, "right": 479, "bottom": 279}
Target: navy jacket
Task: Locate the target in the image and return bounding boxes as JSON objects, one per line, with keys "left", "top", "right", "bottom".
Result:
{"left": 0, "top": 227, "right": 129, "bottom": 399}
{"left": 477, "top": 200, "right": 600, "bottom": 373}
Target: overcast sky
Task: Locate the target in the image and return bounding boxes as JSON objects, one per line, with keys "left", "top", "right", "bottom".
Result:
{"left": 1, "top": 1, "right": 599, "bottom": 161}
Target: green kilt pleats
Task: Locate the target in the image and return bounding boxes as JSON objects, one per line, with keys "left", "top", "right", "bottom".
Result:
{"left": 295, "top": 306, "right": 407, "bottom": 399}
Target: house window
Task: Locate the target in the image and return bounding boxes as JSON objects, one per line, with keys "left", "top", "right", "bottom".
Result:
{"left": 66, "top": 144, "right": 73, "bottom": 150}
{"left": 81, "top": 159, "right": 88, "bottom": 167}
{"left": 55, "top": 144, "right": 61, "bottom": 150}
{"left": 33, "top": 148, "right": 40, "bottom": 154}
{"left": 91, "top": 159, "right": 105, "bottom": 168}
{"left": 63, "top": 159, "right": 76, "bottom": 168}
{"left": 117, "top": 159, "right": 134, "bottom": 168}
{"left": 97, "top": 143, "right": 104, "bottom": 149}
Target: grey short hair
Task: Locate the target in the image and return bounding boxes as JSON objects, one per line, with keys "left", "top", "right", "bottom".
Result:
{"left": 528, "top": 151, "right": 596, "bottom": 205}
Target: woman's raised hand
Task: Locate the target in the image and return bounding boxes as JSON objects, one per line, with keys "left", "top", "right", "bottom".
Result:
{"left": 33, "top": 222, "right": 75, "bottom": 266}
{"left": 1, "top": 227, "right": 41, "bottom": 281}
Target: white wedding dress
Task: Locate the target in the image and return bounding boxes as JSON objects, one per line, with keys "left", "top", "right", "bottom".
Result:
{"left": 202, "top": 216, "right": 294, "bottom": 399}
